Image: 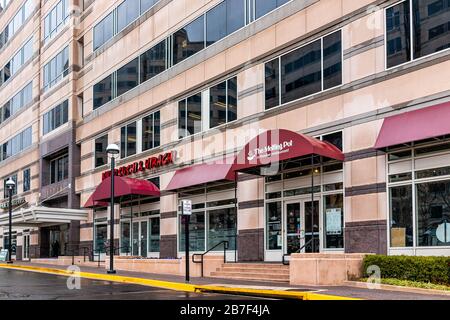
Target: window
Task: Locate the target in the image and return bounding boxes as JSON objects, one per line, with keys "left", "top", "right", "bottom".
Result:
{"left": 322, "top": 131, "right": 343, "bottom": 151}
{"left": 0, "top": 82, "right": 32, "bottom": 124}
{"left": 0, "top": 37, "right": 33, "bottom": 87}
{"left": 23, "top": 168, "right": 30, "bottom": 192}
{"left": 117, "top": 0, "right": 140, "bottom": 32}
{"left": 43, "top": 100, "right": 69, "bottom": 135}
{"left": 43, "top": 0, "right": 69, "bottom": 43}
{"left": 179, "top": 212, "right": 205, "bottom": 252}
{"left": 140, "top": 40, "right": 166, "bottom": 82}
{"left": 0, "top": 127, "right": 32, "bottom": 163}
{"left": 141, "top": 0, "right": 158, "bottom": 13}
{"left": 95, "top": 135, "right": 108, "bottom": 167}
{"left": 209, "top": 77, "right": 237, "bottom": 128}
{"left": 120, "top": 122, "right": 137, "bottom": 158}
{"left": 142, "top": 111, "right": 160, "bottom": 151}
{"left": 206, "top": 0, "right": 245, "bottom": 46}
{"left": 172, "top": 15, "right": 205, "bottom": 65}
{"left": 255, "top": 0, "right": 290, "bottom": 19}
{"left": 50, "top": 154, "right": 69, "bottom": 184}
{"left": 386, "top": 0, "right": 450, "bottom": 68}
{"left": 207, "top": 208, "right": 237, "bottom": 250}
{"left": 43, "top": 46, "right": 69, "bottom": 91}
{"left": 93, "top": 12, "right": 114, "bottom": 51}
{"left": 3, "top": 174, "right": 17, "bottom": 198}
{"left": 265, "top": 30, "right": 342, "bottom": 109}
{"left": 323, "top": 194, "right": 344, "bottom": 249}
{"left": 0, "top": 0, "right": 34, "bottom": 50}
{"left": 93, "top": 74, "right": 113, "bottom": 110}
{"left": 266, "top": 202, "right": 282, "bottom": 250}
{"left": 389, "top": 185, "right": 413, "bottom": 247}
{"left": 178, "top": 93, "right": 202, "bottom": 138}
{"left": 116, "top": 58, "right": 139, "bottom": 97}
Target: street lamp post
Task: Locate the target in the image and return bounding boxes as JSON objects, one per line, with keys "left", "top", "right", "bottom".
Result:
{"left": 5, "top": 178, "right": 15, "bottom": 264}
{"left": 106, "top": 144, "right": 120, "bottom": 274}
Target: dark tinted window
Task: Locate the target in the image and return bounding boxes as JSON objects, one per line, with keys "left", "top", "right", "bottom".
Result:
{"left": 93, "top": 74, "right": 113, "bottom": 109}
{"left": 121, "top": 122, "right": 137, "bottom": 158}
{"left": 413, "top": 0, "right": 450, "bottom": 59}
{"left": 322, "top": 131, "right": 343, "bottom": 151}
{"left": 386, "top": 1, "right": 411, "bottom": 68}
{"left": 93, "top": 12, "right": 114, "bottom": 51}
{"left": 117, "top": 0, "right": 140, "bottom": 32}
{"left": 43, "top": 100, "right": 69, "bottom": 135}
{"left": 23, "top": 168, "right": 30, "bottom": 192}
{"left": 172, "top": 15, "right": 205, "bottom": 65}
{"left": 323, "top": 31, "right": 342, "bottom": 90}
{"left": 210, "top": 80, "right": 227, "bottom": 128}
{"left": 142, "top": 111, "right": 160, "bottom": 151}
{"left": 140, "top": 40, "right": 166, "bottom": 82}
{"left": 227, "top": 77, "right": 237, "bottom": 122}
{"left": 264, "top": 58, "right": 280, "bottom": 109}
{"left": 255, "top": 0, "right": 289, "bottom": 19}
{"left": 281, "top": 39, "right": 322, "bottom": 104}
{"left": 179, "top": 94, "right": 202, "bottom": 138}
{"left": 226, "top": 0, "right": 245, "bottom": 35}
{"left": 206, "top": 1, "right": 226, "bottom": 46}
{"left": 95, "top": 135, "right": 108, "bottom": 167}
{"left": 116, "top": 58, "right": 139, "bottom": 97}
{"left": 178, "top": 100, "right": 186, "bottom": 139}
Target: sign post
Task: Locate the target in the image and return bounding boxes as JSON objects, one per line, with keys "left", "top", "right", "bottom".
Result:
{"left": 181, "top": 200, "right": 192, "bottom": 283}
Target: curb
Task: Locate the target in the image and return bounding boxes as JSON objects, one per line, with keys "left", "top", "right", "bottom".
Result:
{"left": 344, "top": 281, "right": 450, "bottom": 296}
{"left": 0, "top": 263, "right": 357, "bottom": 300}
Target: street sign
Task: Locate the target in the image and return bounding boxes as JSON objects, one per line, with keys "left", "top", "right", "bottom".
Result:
{"left": 181, "top": 200, "right": 192, "bottom": 216}
{"left": 0, "top": 249, "right": 8, "bottom": 262}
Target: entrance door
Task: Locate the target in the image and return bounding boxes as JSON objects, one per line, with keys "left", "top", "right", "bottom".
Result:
{"left": 304, "top": 200, "right": 320, "bottom": 253}
{"left": 23, "top": 234, "right": 30, "bottom": 260}
{"left": 285, "top": 202, "right": 303, "bottom": 254}
{"left": 132, "top": 221, "right": 148, "bottom": 257}
{"left": 94, "top": 224, "right": 107, "bottom": 261}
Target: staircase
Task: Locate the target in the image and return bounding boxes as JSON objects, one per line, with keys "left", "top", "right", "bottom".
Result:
{"left": 209, "top": 263, "right": 290, "bottom": 283}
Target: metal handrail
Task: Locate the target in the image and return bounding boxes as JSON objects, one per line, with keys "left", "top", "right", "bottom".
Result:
{"left": 282, "top": 238, "right": 315, "bottom": 266}
{"left": 192, "top": 241, "right": 229, "bottom": 277}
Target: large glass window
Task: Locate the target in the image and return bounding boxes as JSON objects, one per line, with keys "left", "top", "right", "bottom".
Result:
{"left": 0, "top": 0, "right": 34, "bottom": 50}
{"left": 116, "top": 58, "right": 139, "bottom": 97}
{"left": 386, "top": 1, "right": 411, "bottom": 68}
{"left": 266, "top": 202, "right": 282, "bottom": 250}
{"left": 117, "top": 0, "right": 140, "bottom": 32}
{"left": 93, "top": 12, "right": 114, "bottom": 51}
{"left": 142, "top": 111, "right": 160, "bottom": 151}
{"left": 141, "top": 0, "right": 158, "bottom": 13}
{"left": 43, "top": 46, "right": 69, "bottom": 91}
{"left": 43, "top": 0, "right": 69, "bottom": 43}
{"left": 0, "top": 82, "right": 32, "bottom": 124}
{"left": 207, "top": 208, "right": 237, "bottom": 250}
{"left": 50, "top": 154, "right": 69, "bottom": 184}
{"left": 149, "top": 216, "right": 160, "bottom": 252}
{"left": 0, "top": 127, "right": 32, "bottom": 163}
{"left": 209, "top": 77, "right": 237, "bottom": 128}
{"left": 23, "top": 168, "right": 30, "bottom": 193}
{"left": 416, "top": 180, "right": 450, "bottom": 246}
{"left": 179, "top": 212, "right": 205, "bottom": 252}
{"left": 389, "top": 185, "right": 413, "bottom": 247}
{"left": 0, "top": 37, "right": 33, "bottom": 88}
{"left": 265, "top": 30, "right": 342, "bottom": 109}
{"left": 43, "top": 100, "right": 69, "bottom": 135}
{"left": 93, "top": 74, "right": 113, "bottom": 110}
{"left": 120, "top": 221, "right": 131, "bottom": 254}
{"left": 120, "top": 122, "right": 137, "bottom": 158}
{"left": 140, "top": 40, "right": 166, "bottom": 83}
{"left": 95, "top": 135, "right": 108, "bottom": 167}
{"left": 178, "top": 93, "right": 202, "bottom": 138}
{"left": 206, "top": 0, "right": 245, "bottom": 46}
{"left": 323, "top": 194, "right": 344, "bottom": 249}
{"left": 172, "top": 15, "right": 205, "bottom": 65}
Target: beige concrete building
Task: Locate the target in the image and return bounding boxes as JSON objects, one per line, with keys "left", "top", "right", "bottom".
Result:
{"left": 1, "top": 0, "right": 450, "bottom": 280}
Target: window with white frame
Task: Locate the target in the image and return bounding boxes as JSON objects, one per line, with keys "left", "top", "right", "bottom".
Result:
{"left": 387, "top": 140, "right": 450, "bottom": 248}
{"left": 120, "top": 121, "right": 137, "bottom": 158}
{"left": 44, "top": 0, "right": 70, "bottom": 44}
{"left": 43, "top": 46, "right": 69, "bottom": 92}
{"left": 142, "top": 110, "right": 160, "bottom": 151}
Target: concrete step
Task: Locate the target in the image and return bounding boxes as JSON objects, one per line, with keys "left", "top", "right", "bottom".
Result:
{"left": 209, "top": 273, "right": 290, "bottom": 283}
{"left": 216, "top": 267, "right": 290, "bottom": 274}
{"left": 210, "top": 271, "right": 289, "bottom": 281}
{"left": 220, "top": 263, "right": 288, "bottom": 270}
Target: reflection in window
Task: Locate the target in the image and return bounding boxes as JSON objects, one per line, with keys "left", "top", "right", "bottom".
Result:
{"left": 209, "top": 77, "right": 237, "bottom": 128}
{"left": 116, "top": 58, "right": 139, "bottom": 97}
{"left": 323, "top": 31, "right": 342, "bottom": 90}
{"left": 117, "top": 0, "right": 140, "bottom": 32}
{"left": 142, "top": 111, "right": 160, "bottom": 151}
{"left": 43, "top": 46, "right": 69, "bottom": 92}
{"left": 265, "top": 59, "right": 280, "bottom": 109}
{"left": 50, "top": 154, "right": 69, "bottom": 184}
{"left": 323, "top": 194, "right": 344, "bottom": 249}
{"left": 179, "top": 212, "right": 205, "bottom": 252}
{"left": 95, "top": 135, "right": 108, "bottom": 168}
{"left": 120, "top": 122, "right": 137, "bottom": 158}
{"left": 386, "top": 1, "right": 411, "bottom": 68}
{"left": 172, "top": 15, "right": 205, "bottom": 65}
{"left": 140, "top": 40, "right": 166, "bottom": 83}
{"left": 255, "top": 0, "right": 290, "bottom": 19}
{"left": 178, "top": 93, "right": 202, "bottom": 138}
{"left": 266, "top": 202, "right": 282, "bottom": 250}
{"left": 417, "top": 180, "right": 450, "bottom": 246}
{"left": 390, "top": 185, "right": 413, "bottom": 247}
{"left": 207, "top": 208, "right": 237, "bottom": 250}
{"left": 93, "top": 12, "right": 114, "bottom": 51}
{"left": 93, "top": 74, "right": 113, "bottom": 110}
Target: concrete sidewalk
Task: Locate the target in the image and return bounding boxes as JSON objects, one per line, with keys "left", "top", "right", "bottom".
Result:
{"left": 2, "top": 261, "right": 450, "bottom": 300}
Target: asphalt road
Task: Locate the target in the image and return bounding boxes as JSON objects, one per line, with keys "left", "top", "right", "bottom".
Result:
{"left": 0, "top": 269, "right": 270, "bottom": 300}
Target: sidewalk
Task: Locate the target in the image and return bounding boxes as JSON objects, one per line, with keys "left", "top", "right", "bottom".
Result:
{"left": 1, "top": 261, "right": 449, "bottom": 300}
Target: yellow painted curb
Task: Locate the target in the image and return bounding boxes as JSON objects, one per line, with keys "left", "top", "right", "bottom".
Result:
{"left": 0, "top": 264, "right": 358, "bottom": 300}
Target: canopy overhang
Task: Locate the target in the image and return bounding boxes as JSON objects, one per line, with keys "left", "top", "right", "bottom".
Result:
{"left": 374, "top": 101, "right": 450, "bottom": 149}
{"left": 83, "top": 176, "right": 160, "bottom": 208}
{"left": 0, "top": 206, "right": 89, "bottom": 227}
{"left": 232, "top": 129, "right": 344, "bottom": 173}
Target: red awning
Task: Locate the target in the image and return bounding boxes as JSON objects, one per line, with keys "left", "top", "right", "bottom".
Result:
{"left": 375, "top": 101, "right": 450, "bottom": 149}
{"left": 84, "top": 176, "right": 160, "bottom": 207}
{"left": 232, "top": 129, "right": 344, "bottom": 172}
{"left": 83, "top": 194, "right": 109, "bottom": 209}
{"left": 165, "top": 158, "right": 236, "bottom": 191}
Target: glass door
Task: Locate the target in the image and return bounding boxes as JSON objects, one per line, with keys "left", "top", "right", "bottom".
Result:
{"left": 132, "top": 220, "right": 149, "bottom": 257}
{"left": 304, "top": 200, "right": 320, "bottom": 253}
{"left": 132, "top": 222, "right": 139, "bottom": 256}
{"left": 140, "top": 221, "right": 148, "bottom": 258}
{"left": 94, "top": 224, "right": 107, "bottom": 261}
{"left": 285, "top": 202, "right": 303, "bottom": 254}
{"left": 148, "top": 217, "right": 160, "bottom": 257}
{"left": 23, "top": 234, "right": 30, "bottom": 260}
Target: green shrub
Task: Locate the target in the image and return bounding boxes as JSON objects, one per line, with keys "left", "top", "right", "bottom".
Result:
{"left": 362, "top": 255, "right": 450, "bottom": 285}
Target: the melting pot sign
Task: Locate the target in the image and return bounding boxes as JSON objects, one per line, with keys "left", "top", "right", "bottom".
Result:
{"left": 247, "top": 140, "right": 293, "bottom": 162}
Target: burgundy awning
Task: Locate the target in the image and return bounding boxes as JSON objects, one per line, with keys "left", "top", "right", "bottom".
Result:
{"left": 374, "top": 101, "right": 450, "bottom": 149}
{"left": 165, "top": 158, "right": 236, "bottom": 191}
{"left": 83, "top": 194, "right": 109, "bottom": 209}
{"left": 232, "top": 129, "right": 344, "bottom": 172}
{"left": 83, "top": 176, "right": 160, "bottom": 207}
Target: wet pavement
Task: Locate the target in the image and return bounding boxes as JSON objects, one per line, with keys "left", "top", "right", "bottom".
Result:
{"left": 0, "top": 269, "right": 271, "bottom": 300}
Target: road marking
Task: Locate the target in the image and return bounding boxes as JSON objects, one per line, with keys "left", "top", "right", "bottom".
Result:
{"left": 0, "top": 264, "right": 358, "bottom": 300}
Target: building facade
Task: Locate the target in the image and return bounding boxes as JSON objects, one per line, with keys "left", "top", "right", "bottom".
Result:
{"left": 1, "top": 0, "right": 450, "bottom": 264}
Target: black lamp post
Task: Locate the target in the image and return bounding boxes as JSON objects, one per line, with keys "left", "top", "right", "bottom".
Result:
{"left": 5, "top": 178, "right": 15, "bottom": 264}
{"left": 106, "top": 143, "right": 120, "bottom": 274}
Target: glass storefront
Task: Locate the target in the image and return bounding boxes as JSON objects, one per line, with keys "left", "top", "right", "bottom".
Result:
{"left": 388, "top": 141, "right": 450, "bottom": 249}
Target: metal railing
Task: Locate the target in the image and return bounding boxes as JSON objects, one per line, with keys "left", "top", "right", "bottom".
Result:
{"left": 192, "top": 241, "right": 229, "bottom": 277}
{"left": 282, "top": 237, "right": 319, "bottom": 265}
